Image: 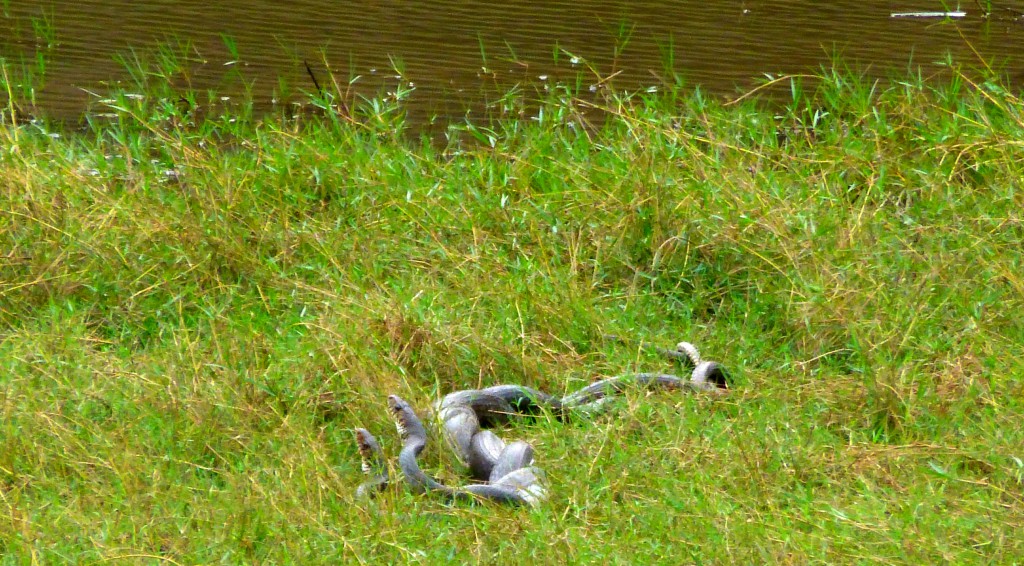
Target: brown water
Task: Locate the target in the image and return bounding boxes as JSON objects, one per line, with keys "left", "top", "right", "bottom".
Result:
{"left": 3, "top": 0, "right": 1024, "bottom": 123}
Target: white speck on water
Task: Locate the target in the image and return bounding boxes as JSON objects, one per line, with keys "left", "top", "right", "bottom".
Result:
{"left": 890, "top": 11, "right": 966, "bottom": 18}
{"left": 538, "top": 75, "right": 548, "bottom": 81}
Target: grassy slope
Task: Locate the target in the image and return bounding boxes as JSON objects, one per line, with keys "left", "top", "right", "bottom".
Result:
{"left": 1, "top": 69, "right": 1022, "bottom": 563}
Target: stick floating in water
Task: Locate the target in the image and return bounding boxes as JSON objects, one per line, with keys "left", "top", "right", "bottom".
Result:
{"left": 890, "top": 11, "right": 967, "bottom": 18}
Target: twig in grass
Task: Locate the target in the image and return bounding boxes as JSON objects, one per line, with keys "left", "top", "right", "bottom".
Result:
{"left": 725, "top": 74, "right": 816, "bottom": 107}
{"left": 99, "top": 555, "right": 185, "bottom": 565}
{"left": 304, "top": 59, "right": 325, "bottom": 99}
{"left": 794, "top": 348, "right": 854, "bottom": 370}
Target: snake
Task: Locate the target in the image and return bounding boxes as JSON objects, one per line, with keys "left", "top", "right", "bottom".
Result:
{"left": 353, "top": 340, "right": 728, "bottom": 506}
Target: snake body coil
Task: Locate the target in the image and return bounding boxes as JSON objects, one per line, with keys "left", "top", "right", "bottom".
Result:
{"left": 354, "top": 340, "right": 729, "bottom": 506}
{"left": 387, "top": 395, "right": 546, "bottom": 506}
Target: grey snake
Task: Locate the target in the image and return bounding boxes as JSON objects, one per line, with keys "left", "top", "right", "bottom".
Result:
{"left": 353, "top": 340, "right": 728, "bottom": 506}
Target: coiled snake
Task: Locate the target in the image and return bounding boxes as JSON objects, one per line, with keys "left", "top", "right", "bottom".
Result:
{"left": 353, "top": 341, "right": 728, "bottom": 506}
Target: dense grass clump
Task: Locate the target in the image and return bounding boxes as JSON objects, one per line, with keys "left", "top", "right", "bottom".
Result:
{"left": 1, "top": 66, "right": 1022, "bottom": 563}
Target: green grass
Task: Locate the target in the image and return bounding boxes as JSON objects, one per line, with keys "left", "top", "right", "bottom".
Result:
{"left": 1, "top": 58, "right": 1023, "bottom": 563}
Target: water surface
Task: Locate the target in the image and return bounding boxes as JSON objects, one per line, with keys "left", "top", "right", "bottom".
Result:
{"left": 3, "top": 0, "right": 1023, "bottom": 123}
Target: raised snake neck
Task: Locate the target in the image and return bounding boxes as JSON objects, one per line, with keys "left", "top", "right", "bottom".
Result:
{"left": 355, "top": 340, "right": 729, "bottom": 506}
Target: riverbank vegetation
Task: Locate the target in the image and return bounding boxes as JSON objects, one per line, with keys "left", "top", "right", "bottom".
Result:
{"left": 1, "top": 56, "right": 1023, "bottom": 563}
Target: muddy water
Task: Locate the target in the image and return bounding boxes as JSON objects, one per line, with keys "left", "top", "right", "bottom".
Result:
{"left": 2, "top": 0, "right": 1024, "bottom": 123}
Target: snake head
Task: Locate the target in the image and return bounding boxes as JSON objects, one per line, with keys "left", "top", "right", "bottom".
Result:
{"left": 387, "top": 394, "right": 408, "bottom": 413}
{"left": 354, "top": 428, "right": 382, "bottom": 472}
{"left": 387, "top": 395, "right": 413, "bottom": 438}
